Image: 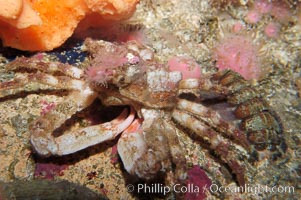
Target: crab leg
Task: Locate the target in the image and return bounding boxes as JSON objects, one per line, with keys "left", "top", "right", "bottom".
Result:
{"left": 30, "top": 88, "right": 97, "bottom": 156}
{"left": 172, "top": 109, "right": 249, "bottom": 185}
{"left": 161, "top": 120, "right": 187, "bottom": 182}
{"left": 31, "top": 105, "right": 135, "bottom": 156}
{"left": 54, "top": 107, "right": 135, "bottom": 155}
{"left": 117, "top": 118, "right": 146, "bottom": 176}
{"left": 118, "top": 117, "right": 169, "bottom": 180}
{"left": 118, "top": 114, "right": 187, "bottom": 182}
{"left": 176, "top": 99, "right": 250, "bottom": 149}
{"left": 0, "top": 72, "right": 90, "bottom": 97}
{"left": 6, "top": 57, "right": 84, "bottom": 78}
{"left": 178, "top": 77, "right": 229, "bottom": 99}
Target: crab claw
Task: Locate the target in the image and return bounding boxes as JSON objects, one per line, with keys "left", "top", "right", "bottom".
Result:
{"left": 31, "top": 107, "right": 135, "bottom": 156}
{"left": 118, "top": 117, "right": 173, "bottom": 180}
{"left": 117, "top": 118, "right": 146, "bottom": 176}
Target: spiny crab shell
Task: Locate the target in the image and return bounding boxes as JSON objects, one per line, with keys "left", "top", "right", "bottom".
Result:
{"left": 0, "top": 38, "right": 287, "bottom": 189}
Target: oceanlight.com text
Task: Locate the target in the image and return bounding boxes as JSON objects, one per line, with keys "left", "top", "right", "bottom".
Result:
{"left": 209, "top": 183, "right": 294, "bottom": 195}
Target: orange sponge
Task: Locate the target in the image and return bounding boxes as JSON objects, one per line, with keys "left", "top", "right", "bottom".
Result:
{"left": 0, "top": 0, "right": 139, "bottom": 51}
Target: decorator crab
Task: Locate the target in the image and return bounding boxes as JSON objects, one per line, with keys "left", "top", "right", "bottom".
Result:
{"left": 0, "top": 39, "right": 286, "bottom": 187}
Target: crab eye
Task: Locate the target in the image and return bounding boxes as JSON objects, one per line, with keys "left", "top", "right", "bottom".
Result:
{"left": 117, "top": 76, "right": 126, "bottom": 85}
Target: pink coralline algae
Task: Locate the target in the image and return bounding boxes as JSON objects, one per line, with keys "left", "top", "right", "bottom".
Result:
{"left": 213, "top": 34, "right": 261, "bottom": 80}
{"left": 34, "top": 162, "right": 68, "bottom": 180}
{"left": 40, "top": 100, "right": 56, "bottom": 116}
{"left": 185, "top": 165, "right": 212, "bottom": 200}
{"left": 168, "top": 56, "right": 201, "bottom": 79}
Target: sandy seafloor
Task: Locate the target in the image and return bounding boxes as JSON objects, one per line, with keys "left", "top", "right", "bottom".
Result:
{"left": 0, "top": 0, "right": 301, "bottom": 199}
